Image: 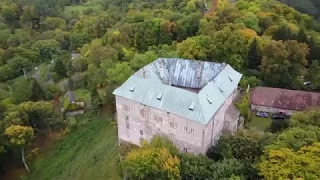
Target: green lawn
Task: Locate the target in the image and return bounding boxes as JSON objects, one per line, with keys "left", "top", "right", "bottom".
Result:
{"left": 251, "top": 116, "right": 272, "bottom": 131}
{"left": 64, "top": 1, "right": 103, "bottom": 14}
{"left": 61, "top": 88, "right": 91, "bottom": 109}
{"left": 74, "top": 88, "right": 91, "bottom": 104}
{"left": 25, "top": 118, "right": 121, "bottom": 180}
{"left": 39, "top": 64, "right": 48, "bottom": 78}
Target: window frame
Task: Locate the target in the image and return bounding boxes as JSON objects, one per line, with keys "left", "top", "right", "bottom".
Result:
{"left": 169, "top": 121, "right": 177, "bottom": 129}
{"left": 140, "top": 109, "right": 147, "bottom": 118}
{"left": 154, "top": 115, "right": 162, "bottom": 123}
{"left": 184, "top": 126, "right": 188, "bottom": 132}
{"left": 126, "top": 116, "right": 130, "bottom": 130}
{"left": 123, "top": 104, "right": 130, "bottom": 111}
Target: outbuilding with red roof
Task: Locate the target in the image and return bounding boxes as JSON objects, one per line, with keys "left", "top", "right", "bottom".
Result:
{"left": 250, "top": 87, "right": 320, "bottom": 116}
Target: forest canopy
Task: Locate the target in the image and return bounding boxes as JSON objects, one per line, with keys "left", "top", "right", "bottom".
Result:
{"left": 0, "top": 0, "right": 320, "bottom": 179}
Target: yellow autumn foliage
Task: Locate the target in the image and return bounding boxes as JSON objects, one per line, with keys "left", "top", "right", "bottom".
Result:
{"left": 5, "top": 125, "right": 34, "bottom": 147}
{"left": 239, "top": 28, "right": 257, "bottom": 39}
{"left": 258, "top": 142, "right": 320, "bottom": 180}
{"left": 125, "top": 146, "right": 180, "bottom": 180}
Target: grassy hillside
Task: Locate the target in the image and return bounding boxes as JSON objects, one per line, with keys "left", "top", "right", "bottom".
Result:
{"left": 25, "top": 119, "right": 121, "bottom": 180}
{"left": 64, "top": 0, "right": 103, "bottom": 15}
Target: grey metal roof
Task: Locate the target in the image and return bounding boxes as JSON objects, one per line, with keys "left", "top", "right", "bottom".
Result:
{"left": 134, "top": 58, "right": 226, "bottom": 89}
{"left": 113, "top": 58, "right": 242, "bottom": 125}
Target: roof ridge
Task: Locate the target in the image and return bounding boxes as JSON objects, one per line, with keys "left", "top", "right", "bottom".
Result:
{"left": 113, "top": 59, "right": 243, "bottom": 125}
{"left": 196, "top": 96, "right": 206, "bottom": 124}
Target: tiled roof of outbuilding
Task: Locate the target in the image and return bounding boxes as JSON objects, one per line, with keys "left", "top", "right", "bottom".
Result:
{"left": 250, "top": 87, "right": 320, "bottom": 111}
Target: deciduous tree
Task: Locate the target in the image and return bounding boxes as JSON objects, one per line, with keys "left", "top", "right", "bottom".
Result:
{"left": 124, "top": 141, "right": 181, "bottom": 180}
{"left": 5, "top": 125, "right": 34, "bottom": 172}
{"left": 53, "top": 59, "right": 67, "bottom": 79}
{"left": 19, "top": 101, "right": 56, "bottom": 129}
{"left": 31, "top": 39, "right": 60, "bottom": 61}
{"left": 258, "top": 142, "right": 320, "bottom": 179}
{"left": 42, "top": 17, "right": 66, "bottom": 30}
{"left": 260, "top": 40, "right": 308, "bottom": 89}
{"left": 290, "top": 109, "right": 320, "bottom": 127}
{"left": 211, "top": 27, "right": 251, "bottom": 69}
{"left": 177, "top": 35, "right": 211, "bottom": 60}
{"left": 12, "top": 78, "right": 31, "bottom": 104}
{"left": 180, "top": 153, "right": 245, "bottom": 179}
{"left": 207, "top": 129, "right": 274, "bottom": 178}
{"left": 106, "top": 62, "right": 133, "bottom": 85}
{"left": 264, "top": 126, "right": 320, "bottom": 151}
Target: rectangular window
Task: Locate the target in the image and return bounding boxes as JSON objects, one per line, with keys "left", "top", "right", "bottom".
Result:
{"left": 154, "top": 115, "right": 162, "bottom": 123}
{"left": 184, "top": 126, "right": 188, "bottom": 132}
{"left": 169, "top": 121, "right": 177, "bottom": 129}
{"left": 190, "top": 128, "right": 194, "bottom": 134}
{"left": 140, "top": 109, "right": 147, "bottom": 118}
{"left": 123, "top": 105, "right": 130, "bottom": 111}
{"left": 126, "top": 116, "right": 129, "bottom": 130}
{"left": 224, "top": 121, "right": 230, "bottom": 128}
{"left": 140, "top": 130, "right": 143, "bottom": 135}
{"left": 183, "top": 148, "right": 188, "bottom": 152}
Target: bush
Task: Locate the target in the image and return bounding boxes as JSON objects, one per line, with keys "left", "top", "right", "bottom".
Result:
{"left": 83, "top": 8, "right": 95, "bottom": 15}
{"left": 66, "top": 117, "right": 77, "bottom": 132}
{"left": 267, "top": 119, "right": 289, "bottom": 133}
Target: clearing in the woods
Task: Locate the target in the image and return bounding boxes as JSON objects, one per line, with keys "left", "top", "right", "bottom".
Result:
{"left": 25, "top": 118, "right": 121, "bottom": 180}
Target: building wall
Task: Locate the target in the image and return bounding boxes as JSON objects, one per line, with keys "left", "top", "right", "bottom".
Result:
{"left": 116, "top": 88, "right": 239, "bottom": 155}
{"left": 223, "top": 115, "right": 239, "bottom": 135}
{"left": 115, "top": 96, "right": 205, "bottom": 154}
{"left": 202, "top": 88, "right": 237, "bottom": 153}
{"left": 251, "top": 104, "right": 296, "bottom": 115}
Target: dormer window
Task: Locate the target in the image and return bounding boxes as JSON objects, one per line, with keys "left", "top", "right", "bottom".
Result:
{"left": 206, "top": 96, "right": 212, "bottom": 104}
{"left": 129, "top": 85, "right": 135, "bottom": 92}
{"left": 157, "top": 92, "right": 163, "bottom": 100}
{"left": 218, "top": 86, "right": 224, "bottom": 92}
{"left": 189, "top": 101, "right": 195, "bottom": 111}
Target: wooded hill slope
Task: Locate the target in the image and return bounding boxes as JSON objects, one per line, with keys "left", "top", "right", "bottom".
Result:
{"left": 278, "top": 0, "right": 320, "bottom": 20}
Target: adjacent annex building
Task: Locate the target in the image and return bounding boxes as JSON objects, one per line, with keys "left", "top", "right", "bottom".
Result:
{"left": 113, "top": 58, "right": 243, "bottom": 154}
{"left": 250, "top": 86, "right": 320, "bottom": 116}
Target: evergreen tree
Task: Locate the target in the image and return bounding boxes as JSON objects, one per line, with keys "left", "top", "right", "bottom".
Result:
{"left": 247, "top": 38, "right": 262, "bottom": 70}
{"left": 12, "top": 78, "right": 31, "bottom": 103}
{"left": 29, "top": 78, "right": 45, "bottom": 101}
{"left": 295, "top": 28, "right": 308, "bottom": 43}
{"left": 54, "top": 59, "right": 67, "bottom": 79}
{"left": 90, "top": 88, "right": 102, "bottom": 111}
{"left": 273, "top": 26, "right": 294, "bottom": 41}
{"left": 307, "top": 37, "right": 320, "bottom": 65}
{"left": 67, "top": 78, "right": 74, "bottom": 91}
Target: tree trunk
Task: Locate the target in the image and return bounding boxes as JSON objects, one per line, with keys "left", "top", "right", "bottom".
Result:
{"left": 21, "top": 147, "right": 30, "bottom": 173}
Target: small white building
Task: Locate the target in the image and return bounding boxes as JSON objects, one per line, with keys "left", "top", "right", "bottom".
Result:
{"left": 250, "top": 86, "right": 320, "bottom": 116}
{"left": 113, "top": 58, "right": 243, "bottom": 154}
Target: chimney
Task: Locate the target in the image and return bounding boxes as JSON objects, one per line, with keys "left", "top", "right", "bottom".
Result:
{"left": 196, "top": 61, "right": 201, "bottom": 79}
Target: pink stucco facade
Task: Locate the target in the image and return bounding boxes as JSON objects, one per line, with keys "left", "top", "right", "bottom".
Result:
{"left": 115, "top": 88, "right": 238, "bottom": 154}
